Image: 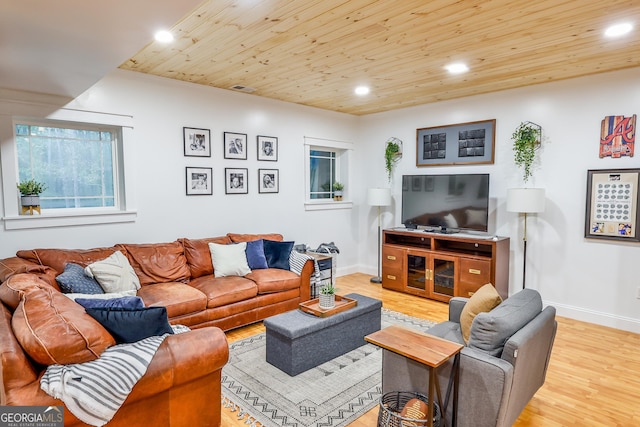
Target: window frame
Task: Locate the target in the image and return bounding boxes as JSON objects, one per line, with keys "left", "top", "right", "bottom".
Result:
{"left": 303, "top": 136, "right": 353, "bottom": 211}
{"left": 1, "top": 107, "right": 137, "bottom": 230}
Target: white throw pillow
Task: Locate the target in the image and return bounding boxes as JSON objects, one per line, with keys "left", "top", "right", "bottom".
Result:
{"left": 209, "top": 242, "right": 251, "bottom": 277}
{"left": 85, "top": 251, "right": 141, "bottom": 293}
{"left": 63, "top": 290, "right": 138, "bottom": 301}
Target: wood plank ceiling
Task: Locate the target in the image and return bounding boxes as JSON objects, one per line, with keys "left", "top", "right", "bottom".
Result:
{"left": 120, "top": 0, "right": 640, "bottom": 116}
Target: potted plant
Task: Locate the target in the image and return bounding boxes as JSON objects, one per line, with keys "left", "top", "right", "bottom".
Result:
{"left": 333, "top": 182, "right": 344, "bottom": 201}
{"left": 385, "top": 137, "right": 402, "bottom": 182}
{"left": 17, "top": 179, "right": 47, "bottom": 214}
{"left": 319, "top": 283, "right": 337, "bottom": 309}
{"left": 512, "top": 122, "right": 542, "bottom": 182}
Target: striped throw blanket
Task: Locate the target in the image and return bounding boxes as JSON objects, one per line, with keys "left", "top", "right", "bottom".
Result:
{"left": 40, "top": 325, "right": 189, "bottom": 427}
{"left": 289, "top": 250, "right": 320, "bottom": 278}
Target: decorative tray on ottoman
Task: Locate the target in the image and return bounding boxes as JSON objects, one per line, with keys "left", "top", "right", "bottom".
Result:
{"left": 299, "top": 295, "right": 358, "bottom": 318}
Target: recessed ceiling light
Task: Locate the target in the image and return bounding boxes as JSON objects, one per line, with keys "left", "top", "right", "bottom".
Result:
{"left": 605, "top": 22, "right": 633, "bottom": 38}
{"left": 154, "top": 30, "right": 174, "bottom": 43}
{"left": 354, "top": 86, "right": 370, "bottom": 96}
{"left": 445, "top": 62, "right": 469, "bottom": 74}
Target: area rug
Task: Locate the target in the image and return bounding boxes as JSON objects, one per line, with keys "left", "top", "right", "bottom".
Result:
{"left": 221, "top": 308, "right": 436, "bottom": 427}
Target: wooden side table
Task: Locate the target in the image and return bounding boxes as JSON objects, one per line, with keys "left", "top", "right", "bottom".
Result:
{"left": 366, "top": 325, "right": 463, "bottom": 427}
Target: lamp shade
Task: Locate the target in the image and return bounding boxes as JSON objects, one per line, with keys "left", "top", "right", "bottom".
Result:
{"left": 367, "top": 188, "right": 391, "bottom": 207}
{"left": 507, "top": 188, "right": 545, "bottom": 213}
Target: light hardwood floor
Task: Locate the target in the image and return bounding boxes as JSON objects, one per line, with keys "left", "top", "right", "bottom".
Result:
{"left": 222, "top": 273, "right": 640, "bottom": 426}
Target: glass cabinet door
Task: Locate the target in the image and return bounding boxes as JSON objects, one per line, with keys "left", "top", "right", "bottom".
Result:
{"left": 432, "top": 256, "right": 455, "bottom": 297}
{"left": 406, "top": 254, "right": 427, "bottom": 291}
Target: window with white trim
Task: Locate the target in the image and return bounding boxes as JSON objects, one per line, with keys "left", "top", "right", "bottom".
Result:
{"left": 1, "top": 108, "right": 136, "bottom": 230}
{"left": 16, "top": 121, "right": 120, "bottom": 209}
{"left": 304, "top": 137, "right": 353, "bottom": 210}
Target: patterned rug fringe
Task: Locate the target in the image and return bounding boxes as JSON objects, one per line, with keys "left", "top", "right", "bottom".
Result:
{"left": 223, "top": 395, "right": 263, "bottom": 427}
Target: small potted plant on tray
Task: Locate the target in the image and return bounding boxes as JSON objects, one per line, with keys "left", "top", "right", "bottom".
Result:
{"left": 319, "top": 283, "right": 337, "bottom": 309}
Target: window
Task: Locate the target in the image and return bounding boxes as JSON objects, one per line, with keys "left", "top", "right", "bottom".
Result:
{"left": 1, "top": 108, "right": 136, "bottom": 230}
{"left": 309, "top": 150, "right": 336, "bottom": 199}
{"left": 16, "top": 122, "right": 119, "bottom": 209}
{"left": 304, "top": 137, "right": 353, "bottom": 210}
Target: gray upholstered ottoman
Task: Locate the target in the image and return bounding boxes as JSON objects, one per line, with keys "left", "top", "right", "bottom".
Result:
{"left": 263, "top": 293, "right": 382, "bottom": 376}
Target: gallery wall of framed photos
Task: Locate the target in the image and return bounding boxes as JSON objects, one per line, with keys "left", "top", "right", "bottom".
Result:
{"left": 183, "top": 127, "right": 279, "bottom": 196}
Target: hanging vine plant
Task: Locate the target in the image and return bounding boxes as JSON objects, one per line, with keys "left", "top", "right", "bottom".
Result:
{"left": 512, "top": 122, "right": 542, "bottom": 182}
{"left": 385, "top": 137, "right": 403, "bottom": 182}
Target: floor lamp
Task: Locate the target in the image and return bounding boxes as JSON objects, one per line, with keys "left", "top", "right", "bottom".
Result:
{"left": 507, "top": 188, "right": 545, "bottom": 289}
{"left": 368, "top": 188, "right": 391, "bottom": 284}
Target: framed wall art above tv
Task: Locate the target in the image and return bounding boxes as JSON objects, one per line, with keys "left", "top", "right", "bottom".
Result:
{"left": 416, "top": 119, "right": 496, "bottom": 166}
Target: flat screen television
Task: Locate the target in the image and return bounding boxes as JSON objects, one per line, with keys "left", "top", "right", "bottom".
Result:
{"left": 401, "top": 173, "right": 490, "bottom": 233}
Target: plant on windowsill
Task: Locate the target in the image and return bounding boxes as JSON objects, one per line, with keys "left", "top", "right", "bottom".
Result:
{"left": 17, "top": 179, "right": 47, "bottom": 215}
{"left": 333, "top": 182, "right": 344, "bottom": 201}
{"left": 319, "top": 283, "right": 337, "bottom": 309}
{"left": 512, "top": 122, "right": 542, "bottom": 183}
{"left": 385, "top": 137, "right": 402, "bottom": 182}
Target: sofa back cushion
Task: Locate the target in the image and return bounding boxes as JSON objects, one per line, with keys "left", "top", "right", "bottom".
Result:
{"left": 181, "top": 236, "right": 232, "bottom": 279}
{"left": 227, "top": 233, "right": 283, "bottom": 243}
{"left": 0, "top": 257, "right": 56, "bottom": 284}
{"left": 16, "top": 247, "right": 119, "bottom": 275}
{"left": 8, "top": 274, "right": 115, "bottom": 365}
{"left": 468, "top": 288, "right": 543, "bottom": 357}
{"left": 119, "top": 242, "right": 191, "bottom": 286}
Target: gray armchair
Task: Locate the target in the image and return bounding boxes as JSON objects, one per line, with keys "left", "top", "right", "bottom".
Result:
{"left": 381, "top": 289, "right": 556, "bottom": 427}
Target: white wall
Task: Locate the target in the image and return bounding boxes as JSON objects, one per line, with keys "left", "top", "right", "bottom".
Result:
{"left": 357, "top": 68, "right": 640, "bottom": 333}
{"left": 0, "top": 70, "right": 362, "bottom": 273}
{"left": 1, "top": 67, "right": 639, "bottom": 333}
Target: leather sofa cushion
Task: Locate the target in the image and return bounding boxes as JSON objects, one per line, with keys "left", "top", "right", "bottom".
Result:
{"left": 120, "top": 242, "right": 191, "bottom": 286}
{"left": 180, "top": 236, "right": 232, "bottom": 279}
{"left": 137, "top": 282, "right": 208, "bottom": 318}
{"left": 16, "top": 247, "right": 119, "bottom": 274}
{"left": 0, "top": 257, "right": 54, "bottom": 284}
{"left": 245, "top": 269, "right": 301, "bottom": 294}
{"left": 8, "top": 274, "right": 115, "bottom": 365}
{"left": 227, "top": 233, "right": 283, "bottom": 243}
{"left": 188, "top": 276, "right": 257, "bottom": 308}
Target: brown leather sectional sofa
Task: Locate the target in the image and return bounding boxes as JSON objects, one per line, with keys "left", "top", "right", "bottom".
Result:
{"left": 0, "top": 233, "right": 314, "bottom": 426}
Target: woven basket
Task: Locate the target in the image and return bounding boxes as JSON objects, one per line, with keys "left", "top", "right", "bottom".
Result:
{"left": 377, "top": 391, "right": 441, "bottom": 427}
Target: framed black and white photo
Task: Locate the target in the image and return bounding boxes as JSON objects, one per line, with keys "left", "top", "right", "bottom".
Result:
{"left": 258, "top": 169, "right": 279, "bottom": 193}
{"left": 257, "top": 135, "right": 278, "bottom": 161}
{"left": 186, "top": 167, "right": 212, "bottom": 195}
{"left": 183, "top": 127, "right": 211, "bottom": 157}
{"left": 416, "top": 119, "right": 495, "bottom": 166}
{"left": 584, "top": 168, "right": 640, "bottom": 242}
{"left": 224, "top": 132, "right": 247, "bottom": 160}
{"left": 225, "top": 168, "right": 248, "bottom": 194}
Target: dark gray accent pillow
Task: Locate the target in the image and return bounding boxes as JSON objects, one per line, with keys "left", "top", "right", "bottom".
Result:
{"left": 56, "top": 263, "right": 104, "bottom": 294}
{"left": 85, "top": 306, "right": 174, "bottom": 344}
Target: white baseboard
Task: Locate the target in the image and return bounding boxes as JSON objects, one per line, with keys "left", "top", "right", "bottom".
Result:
{"left": 547, "top": 301, "right": 640, "bottom": 334}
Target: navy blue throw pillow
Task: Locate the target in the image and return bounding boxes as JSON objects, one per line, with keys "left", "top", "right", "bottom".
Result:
{"left": 85, "top": 307, "right": 174, "bottom": 344}
{"left": 263, "top": 240, "right": 294, "bottom": 270}
{"left": 246, "top": 239, "right": 268, "bottom": 270}
{"left": 56, "top": 263, "right": 104, "bottom": 294}
{"left": 76, "top": 296, "right": 145, "bottom": 310}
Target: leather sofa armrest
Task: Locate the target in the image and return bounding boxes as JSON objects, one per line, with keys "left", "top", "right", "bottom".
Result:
{"left": 128, "top": 327, "right": 229, "bottom": 399}
{"left": 448, "top": 297, "right": 469, "bottom": 323}
{"left": 2, "top": 327, "right": 229, "bottom": 408}
{"left": 299, "top": 259, "right": 313, "bottom": 302}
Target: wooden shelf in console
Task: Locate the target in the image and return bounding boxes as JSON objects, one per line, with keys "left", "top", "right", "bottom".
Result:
{"left": 381, "top": 229, "right": 509, "bottom": 301}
